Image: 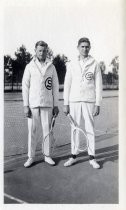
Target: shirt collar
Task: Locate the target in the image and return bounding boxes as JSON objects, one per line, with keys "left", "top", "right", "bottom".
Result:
{"left": 33, "top": 56, "right": 52, "bottom": 66}
{"left": 78, "top": 55, "right": 91, "bottom": 62}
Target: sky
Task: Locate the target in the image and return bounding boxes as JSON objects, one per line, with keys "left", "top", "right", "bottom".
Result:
{"left": 3, "top": 0, "right": 122, "bottom": 71}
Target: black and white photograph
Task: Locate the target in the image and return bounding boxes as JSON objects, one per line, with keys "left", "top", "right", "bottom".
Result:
{"left": 1, "top": 0, "right": 125, "bottom": 209}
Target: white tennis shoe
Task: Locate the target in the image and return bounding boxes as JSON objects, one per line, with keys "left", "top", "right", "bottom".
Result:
{"left": 24, "top": 158, "right": 35, "bottom": 168}
{"left": 64, "top": 158, "right": 77, "bottom": 167}
{"left": 89, "top": 159, "right": 100, "bottom": 169}
{"left": 44, "top": 156, "right": 55, "bottom": 165}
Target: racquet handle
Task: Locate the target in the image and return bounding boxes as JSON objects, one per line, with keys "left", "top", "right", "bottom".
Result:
{"left": 67, "top": 114, "right": 76, "bottom": 127}
{"left": 51, "top": 114, "right": 57, "bottom": 128}
{"left": 52, "top": 118, "right": 55, "bottom": 128}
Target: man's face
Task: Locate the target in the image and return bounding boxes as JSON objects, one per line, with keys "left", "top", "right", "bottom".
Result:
{"left": 35, "top": 45, "right": 48, "bottom": 61}
{"left": 78, "top": 42, "right": 90, "bottom": 57}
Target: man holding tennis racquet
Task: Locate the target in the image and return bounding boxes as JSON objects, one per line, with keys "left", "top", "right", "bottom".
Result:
{"left": 22, "top": 41, "right": 59, "bottom": 167}
{"left": 63, "top": 37, "right": 102, "bottom": 168}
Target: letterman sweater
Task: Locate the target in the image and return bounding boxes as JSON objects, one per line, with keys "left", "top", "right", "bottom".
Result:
{"left": 22, "top": 57, "right": 59, "bottom": 108}
{"left": 64, "top": 55, "right": 102, "bottom": 106}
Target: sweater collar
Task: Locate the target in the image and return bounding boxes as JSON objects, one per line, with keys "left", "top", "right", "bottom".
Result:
{"left": 31, "top": 56, "right": 52, "bottom": 76}
{"left": 78, "top": 55, "right": 95, "bottom": 66}
{"left": 33, "top": 56, "right": 52, "bottom": 67}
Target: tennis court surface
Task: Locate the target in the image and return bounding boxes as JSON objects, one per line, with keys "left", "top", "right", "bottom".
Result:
{"left": 4, "top": 91, "right": 118, "bottom": 204}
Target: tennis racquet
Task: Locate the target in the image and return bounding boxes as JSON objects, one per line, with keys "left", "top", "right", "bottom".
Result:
{"left": 67, "top": 113, "right": 93, "bottom": 154}
{"left": 42, "top": 114, "right": 57, "bottom": 157}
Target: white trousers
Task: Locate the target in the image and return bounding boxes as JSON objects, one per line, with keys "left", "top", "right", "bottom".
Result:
{"left": 70, "top": 102, "right": 95, "bottom": 156}
{"left": 27, "top": 107, "right": 52, "bottom": 158}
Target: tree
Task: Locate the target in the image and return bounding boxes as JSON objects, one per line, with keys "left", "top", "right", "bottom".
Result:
{"left": 99, "top": 61, "right": 106, "bottom": 85}
{"left": 110, "top": 56, "right": 119, "bottom": 76}
{"left": 107, "top": 72, "right": 113, "bottom": 85}
{"left": 53, "top": 54, "right": 69, "bottom": 84}
{"left": 109, "top": 56, "right": 119, "bottom": 83}
{"left": 99, "top": 61, "right": 106, "bottom": 75}
{"left": 47, "top": 47, "right": 54, "bottom": 60}
{"left": 4, "top": 55, "right": 13, "bottom": 74}
{"left": 4, "top": 45, "right": 32, "bottom": 91}
{"left": 14, "top": 45, "right": 32, "bottom": 83}
{"left": 4, "top": 55, "right": 13, "bottom": 89}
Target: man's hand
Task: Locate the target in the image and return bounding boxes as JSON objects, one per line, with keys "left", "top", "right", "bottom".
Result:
{"left": 52, "top": 106, "right": 59, "bottom": 117}
{"left": 24, "top": 106, "right": 32, "bottom": 118}
{"left": 63, "top": 105, "right": 70, "bottom": 116}
{"left": 93, "top": 105, "right": 100, "bottom": 117}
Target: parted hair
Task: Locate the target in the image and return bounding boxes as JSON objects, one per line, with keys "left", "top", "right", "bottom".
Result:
{"left": 35, "top": 41, "right": 48, "bottom": 49}
{"left": 78, "top": 37, "right": 91, "bottom": 47}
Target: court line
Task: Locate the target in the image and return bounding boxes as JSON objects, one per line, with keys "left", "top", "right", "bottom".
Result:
{"left": 4, "top": 94, "right": 118, "bottom": 101}
{"left": 4, "top": 193, "right": 28, "bottom": 204}
{"left": 4, "top": 154, "right": 27, "bottom": 164}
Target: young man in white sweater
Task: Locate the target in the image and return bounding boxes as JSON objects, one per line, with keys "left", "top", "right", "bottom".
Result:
{"left": 22, "top": 41, "right": 59, "bottom": 167}
{"left": 63, "top": 37, "right": 102, "bottom": 169}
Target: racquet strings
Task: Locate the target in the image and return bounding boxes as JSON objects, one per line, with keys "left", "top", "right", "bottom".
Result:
{"left": 68, "top": 114, "right": 88, "bottom": 153}
{"left": 42, "top": 115, "right": 56, "bottom": 157}
{"left": 72, "top": 127, "right": 88, "bottom": 153}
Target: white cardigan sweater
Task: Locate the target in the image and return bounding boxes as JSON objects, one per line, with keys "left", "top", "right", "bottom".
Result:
{"left": 22, "top": 57, "right": 59, "bottom": 108}
{"left": 64, "top": 55, "right": 102, "bottom": 106}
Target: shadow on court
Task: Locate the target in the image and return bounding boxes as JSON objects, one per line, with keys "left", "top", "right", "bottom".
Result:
{"left": 4, "top": 138, "right": 118, "bottom": 204}
{"left": 4, "top": 143, "right": 118, "bottom": 174}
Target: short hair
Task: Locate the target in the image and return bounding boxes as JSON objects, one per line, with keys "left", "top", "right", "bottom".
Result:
{"left": 77, "top": 37, "right": 91, "bottom": 47}
{"left": 35, "top": 41, "right": 48, "bottom": 49}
